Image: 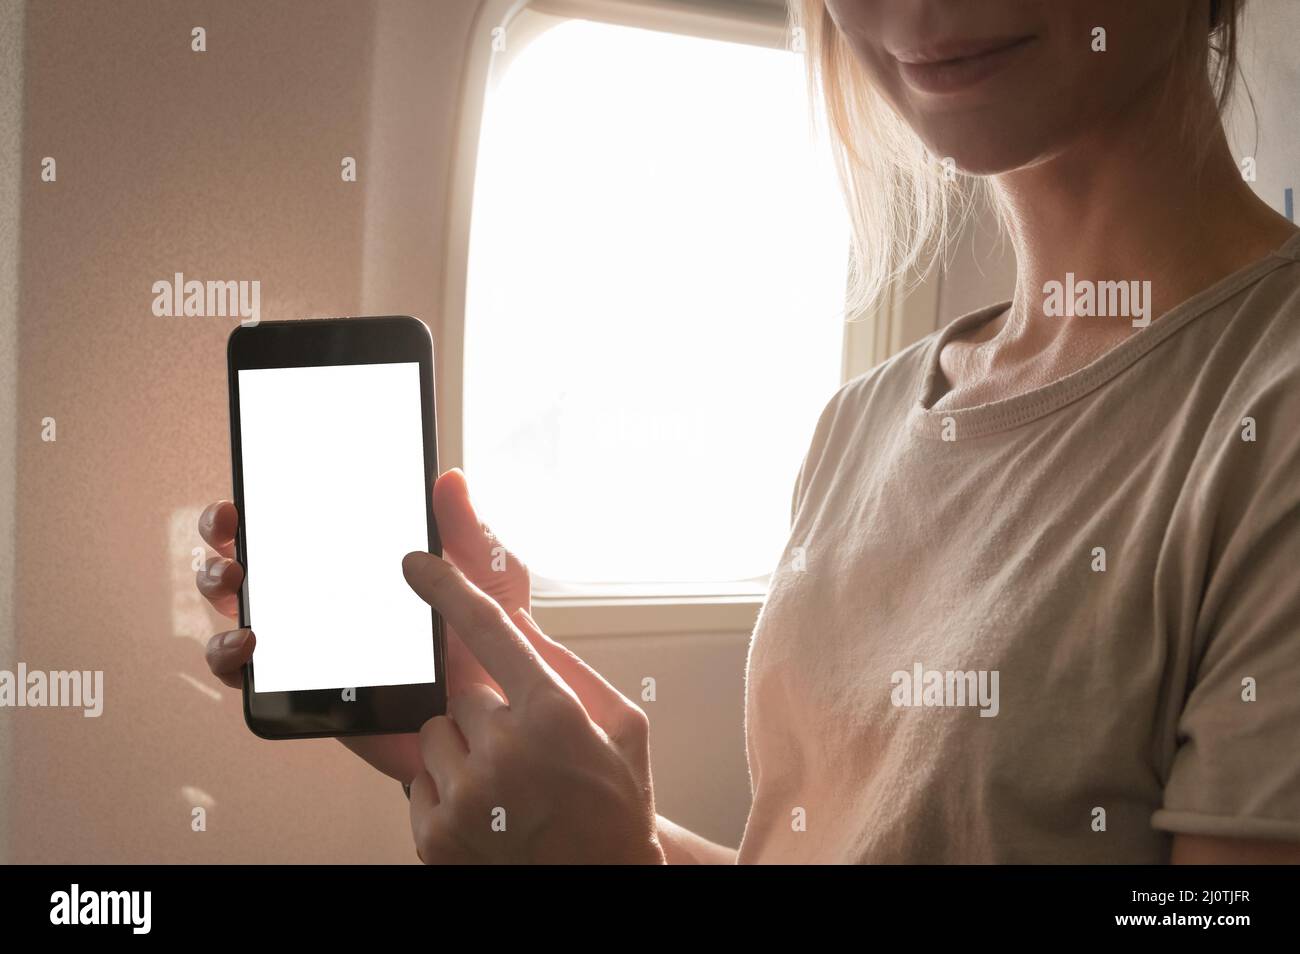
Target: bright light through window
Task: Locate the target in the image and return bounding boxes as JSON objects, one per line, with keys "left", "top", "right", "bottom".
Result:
{"left": 463, "top": 17, "right": 850, "bottom": 587}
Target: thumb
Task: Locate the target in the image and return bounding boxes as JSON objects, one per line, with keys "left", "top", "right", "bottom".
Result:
{"left": 431, "top": 468, "right": 527, "bottom": 583}
{"left": 510, "top": 608, "right": 646, "bottom": 747}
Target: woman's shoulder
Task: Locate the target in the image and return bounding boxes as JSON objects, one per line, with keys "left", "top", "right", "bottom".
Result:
{"left": 806, "top": 332, "right": 928, "bottom": 449}
{"left": 1202, "top": 246, "right": 1300, "bottom": 401}
{"left": 795, "top": 312, "right": 975, "bottom": 484}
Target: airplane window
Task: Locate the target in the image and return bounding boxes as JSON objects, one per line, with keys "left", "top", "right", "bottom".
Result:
{"left": 464, "top": 17, "right": 850, "bottom": 587}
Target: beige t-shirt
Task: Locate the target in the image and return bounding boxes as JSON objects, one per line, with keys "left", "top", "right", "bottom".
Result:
{"left": 739, "top": 231, "right": 1300, "bottom": 863}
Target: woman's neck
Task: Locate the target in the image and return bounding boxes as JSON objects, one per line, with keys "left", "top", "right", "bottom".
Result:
{"left": 931, "top": 70, "right": 1296, "bottom": 412}
{"left": 993, "top": 72, "right": 1296, "bottom": 338}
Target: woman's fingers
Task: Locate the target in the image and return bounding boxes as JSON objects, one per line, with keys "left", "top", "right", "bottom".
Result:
{"left": 402, "top": 551, "right": 554, "bottom": 704}
{"left": 198, "top": 501, "right": 239, "bottom": 558}
{"left": 195, "top": 555, "right": 244, "bottom": 619}
{"left": 446, "top": 683, "right": 508, "bottom": 750}
{"left": 409, "top": 771, "right": 479, "bottom": 865}
{"left": 427, "top": 471, "right": 530, "bottom": 701}
{"left": 408, "top": 770, "right": 440, "bottom": 863}
{"left": 510, "top": 608, "right": 646, "bottom": 747}
{"left": 197, "top": 505, "right": 248, "bottom": 690}
{"left": 419, "top": 713, "right": 470, "bottom": 800}
{"left": 432, "top": 469, "right": 528, "bottom": 588}
{"left": 205, "top": 628, "right": 255, "bottom": 689}
{"left": 196, "top": 502, "right": 243, "bottom": 619}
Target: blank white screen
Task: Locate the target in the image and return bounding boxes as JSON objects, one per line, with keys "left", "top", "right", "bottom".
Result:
{"left": 237, "top": 362, "right": 436, "bottom": 693}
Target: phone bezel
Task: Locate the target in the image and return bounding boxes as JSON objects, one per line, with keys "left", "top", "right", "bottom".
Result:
{"left": 226, "top": 315, "right": 447, "bottom": 739}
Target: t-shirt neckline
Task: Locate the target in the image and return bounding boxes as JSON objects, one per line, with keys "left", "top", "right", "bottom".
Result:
{"left": 910, "top": 230, "right": 1300, "bottom": 440}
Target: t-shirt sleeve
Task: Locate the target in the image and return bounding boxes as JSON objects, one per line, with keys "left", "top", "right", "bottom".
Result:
{"left": 1152, "top": 388, "right": 1300, "bottom": 843}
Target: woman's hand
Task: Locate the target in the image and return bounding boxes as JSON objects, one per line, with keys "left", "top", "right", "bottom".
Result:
{"left": 400, "top": 553, "right": 664, "bottom": 864}
{"left": 195, "top": 468, "right": 530, "bottom": 783}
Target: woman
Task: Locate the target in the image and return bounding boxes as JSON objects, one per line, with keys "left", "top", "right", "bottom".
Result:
{"left": 197, "top": 0, "right": 1300, "bottom": 863}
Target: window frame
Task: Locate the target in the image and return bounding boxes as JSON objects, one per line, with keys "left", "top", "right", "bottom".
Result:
{"left": 440, "top": 0, "right": 937, "bottom": 635}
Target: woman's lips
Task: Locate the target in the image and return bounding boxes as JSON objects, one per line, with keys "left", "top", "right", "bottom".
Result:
{"left": 893, "top": 35, "right": 1036, "bottom": 95}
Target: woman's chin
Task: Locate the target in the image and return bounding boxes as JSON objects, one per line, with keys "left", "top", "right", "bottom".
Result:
{"left": 920, "top": 131, "right": 1057, "bottom": 179}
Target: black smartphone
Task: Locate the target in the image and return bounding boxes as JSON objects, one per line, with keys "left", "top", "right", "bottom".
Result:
{"left": 226, "top": 316, "right": 446, "bottom": 739}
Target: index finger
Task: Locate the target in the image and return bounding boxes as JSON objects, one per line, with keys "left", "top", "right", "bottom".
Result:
{"left": 401, "top": 550, "right": 551, "bottom": 702}
{"left": 199, "top": 501, "right": 239, "bottom": 558}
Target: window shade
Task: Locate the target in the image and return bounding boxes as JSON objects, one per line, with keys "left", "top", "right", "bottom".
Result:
{"left": 528, "top": 0, "right": 790, "bottom": 48}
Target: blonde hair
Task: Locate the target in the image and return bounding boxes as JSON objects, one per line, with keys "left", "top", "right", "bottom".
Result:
{"left": 794, "top": 0, "right": 1248, "bottom": 319}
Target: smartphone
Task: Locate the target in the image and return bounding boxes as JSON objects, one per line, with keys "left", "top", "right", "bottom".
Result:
{"left": 226, "top": 316, "right": 446, "bottom": 739}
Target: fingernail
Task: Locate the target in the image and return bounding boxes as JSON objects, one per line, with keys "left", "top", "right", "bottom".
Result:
{"left": 220, "top": 629, "right": 249, "bottom": 649}
{"left": 206, "top": 558, "right": 229, "bottom": 583}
